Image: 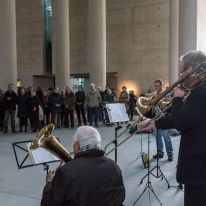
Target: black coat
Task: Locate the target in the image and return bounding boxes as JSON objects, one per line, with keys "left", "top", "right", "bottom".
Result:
{"left": 75, "top": 91, "right": 85, "bottom": 110}
{"left": 17, "top": 95, "right": 29, "bottom": 118}
{"left": 155, "top": 81, "right": 206, "bottom": 185}
{"left": 3, "top": 91, "right": 17, "bottom": 110}
{"left": 28, "top": 95, "right": 40, "bottom": 118}
{"left": 49, "top": 94, "right": 64, "bottom": 113}
{"left": 41, "top": 149, "right": 125, "bottom": 206}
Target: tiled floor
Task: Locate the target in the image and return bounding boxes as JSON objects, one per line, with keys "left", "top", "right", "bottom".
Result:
{"left": 0, "top": 123, "right": 183, "bottom": 206}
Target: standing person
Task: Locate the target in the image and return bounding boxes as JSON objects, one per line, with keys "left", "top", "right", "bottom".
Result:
{"left": 42, "top": 91, "right": 50, "bottom": 125}
{"left": 128, "top": 90, "right": 137, "bottom": 121}
{"left": 16, "top": 87, "right": 29, "bottom": 132}
{"left": 28, "top": 88, "right": 41, "bottom": 133}
{"left": 49, "top": 88, "right": 64, "bottom": 128}
{"left": 75, "top": 85, "right": 87, "bottom": 126}
{"left": 3, "top": 83, "right": 17, "bottom": 133}
{"left": 152, "top": 79, "right": 173, "bottom": 161}
{"left": 64, "top": 87, "right": 75, "bottom": 128}
{"left": 41, "top": 126, "right": 125, "bottom": 206}
{"left": 119, "top": 86, "right": 129, "bottom": 112}
{"left": 139, "top": 50, "right": 206, "bottom": 206}
{"left": 0, "top": 89, "right": 5, "bottom": 131}
{"left": 86, "top": 83, "right": 101, "bottom": 127}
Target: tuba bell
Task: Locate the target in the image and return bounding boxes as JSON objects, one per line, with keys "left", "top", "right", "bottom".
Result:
{"left": 30, "top": 124, "right": 73, "bottom": 162}
{"left": 136, "top": 62, "right": 206, "bottom": 120}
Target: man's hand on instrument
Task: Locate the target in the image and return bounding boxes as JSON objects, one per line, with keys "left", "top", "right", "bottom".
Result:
{"left": 173, "top": 87, "right": 185, "bottom": 98}
{"left": 46, "top": 170, "right": 56, "bottom": 183}
{"left": 138, "top": 121, "right": 156, "bottom": 132}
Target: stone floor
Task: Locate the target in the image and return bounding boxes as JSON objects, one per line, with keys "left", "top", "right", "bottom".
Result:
{"left": 0, "top": 122, "right": 184, "bottom": 206}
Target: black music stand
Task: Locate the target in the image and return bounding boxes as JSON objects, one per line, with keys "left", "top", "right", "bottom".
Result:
{"left": 105, "top": 103, "right": 129, "bottom": 163}
{"left": 127, "top": 132, "right": 146, "bottom": 168}
{"left": 12, "top": 140, "right": 61, "bottom": 174}
{"left": 139, "top": 129, "right": 170, "bottom": 188}
{"left": 133, "top": 131, "right": 162, "bottom": 206}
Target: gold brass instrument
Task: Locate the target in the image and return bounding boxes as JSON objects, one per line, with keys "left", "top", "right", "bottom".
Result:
{"left": 105, "top": 62, "right": 206, "bottom": 156}
{"left": 136, "top": 62, "right": 206, "bottom": 120}
{"left": 30, "top": 124, "right": 73, "bottom": 162}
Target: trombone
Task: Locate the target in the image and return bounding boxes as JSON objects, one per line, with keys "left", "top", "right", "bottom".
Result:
{"left": 104, "top": 116, "right": 143, "bottom": 156}
{"left": 105, "top": 62, "right": 206, "bottom": 156}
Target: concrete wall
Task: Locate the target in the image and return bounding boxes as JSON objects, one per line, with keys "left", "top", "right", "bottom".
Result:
{"left": 197, "top": 0, "right": 206, "bottom": 53}
{"left": 16, "top": 0, "right": 44, "bottom": 87}
{"left": 69, "top": 0, "right": 169, "bottom": 94}
{"left": 15, "top": 0, "right": 170, "bottom": 94}
{"left": 179, "top": 0, "right": 197, "bottom": 56}
{"left": 106, "top": 0, "right": 169, "bottom": 94}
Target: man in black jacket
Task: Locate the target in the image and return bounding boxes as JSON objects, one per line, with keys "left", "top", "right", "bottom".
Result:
{"left": 139, "top": 50, "right": 206, "bottom": 206}
{"left": 41, "top": 126, "right": 125, "bottom": 206}
{"left": 3, "top": 83, "right": 17, "bottom": 133}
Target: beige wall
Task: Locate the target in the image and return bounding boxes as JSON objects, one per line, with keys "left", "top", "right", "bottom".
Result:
{"left": 69, "top": 0, "right": 169, "bottom": 95}
{"left": 107, "top": 0, "right": 169, "bottom": 94}
{"left": 16, "top": 0, "right": 44, "bottom": 87}
{"left": 16, "top": 0, "right": 169, "bottom": 94}
{"left": 197, "top": 0, "right": 206, "bottom": 53}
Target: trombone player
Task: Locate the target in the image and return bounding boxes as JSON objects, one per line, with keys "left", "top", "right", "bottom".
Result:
{"left": 139, "top": 50, "right": 206, "bottom": 206}
{"left": 41, "top": 126, "right": 125, "bottom": 206}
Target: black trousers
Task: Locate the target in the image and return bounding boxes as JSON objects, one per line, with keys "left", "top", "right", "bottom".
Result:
{"left": 76, "top": 108, "right": 86, "bottom": 125}
{"left": 185, "top": 185, "right": 206, "bottom": 206}
{"left": 64, "top": 109, "right": 74, "bottom": 128}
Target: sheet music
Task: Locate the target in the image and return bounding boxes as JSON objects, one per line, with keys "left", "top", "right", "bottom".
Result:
{"left": 27, "top": 143, "right": 59, "bottom": 164}
{"left": 106, "top": 103, "right": 129, "bottom": 123}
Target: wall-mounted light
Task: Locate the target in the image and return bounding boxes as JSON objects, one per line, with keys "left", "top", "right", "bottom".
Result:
{"left": 17, "top": 79, "right": 21, "bottom": 87}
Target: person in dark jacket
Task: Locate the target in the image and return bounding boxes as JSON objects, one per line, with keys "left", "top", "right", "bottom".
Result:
{"left": 28, "top": 88, "right": 41, "bottom": 133}
{"left": 139, "top": 50, "right": 206, "bottom": 206}
{"left": 128, "top": 90, "right": 137, "bottom": 121}
{"left": 16, "top": 87, "right": 29, "bottom": 132}
{"left": 3, "top": 83, "right": 17, "bottom": 133}
{"left": 41, "top": 126, "right": 125, "bottom": 206}
{"left": 75, "top": 85, "right": 87, "bottom": 126}
{"left": 49, "top": 88, "right": 64, "bottom": 128}
{"left": 42, "top": 91, "right": 50, "bottom": 125}
{"left": 64, "top": 87, "right": 75, "bottom": 128}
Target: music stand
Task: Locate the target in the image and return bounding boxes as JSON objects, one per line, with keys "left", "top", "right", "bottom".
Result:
{"left": 12, "top": 140, "right": 61, "bottom": 174}
{"left": 127, "top": 132, "right": 147, "bottom": 168}
{"left": 105, "top": 103, "right": 129, "bottom": 163}
{"left": 139, "top": 129, "right": 170, "bottom": 188}
{"left": 133, "top": 132, "right": 162, "bottom": 206}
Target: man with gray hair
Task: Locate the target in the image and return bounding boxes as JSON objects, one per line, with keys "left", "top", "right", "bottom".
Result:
{"left": 41, "top": 126, "right": 125, "bottom": 206}
{"left": 139, "top": 50, "right": 206, "bottom": 206}
{"left": 86, "top": 83, "right": 102, "bottom": 127}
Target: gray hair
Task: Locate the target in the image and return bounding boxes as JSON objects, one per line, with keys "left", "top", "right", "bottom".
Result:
{"left": 72, "top": 126, "right": 101, "bottom": 150}
{"left": 180, "top": 50, "right": 206, "bottom": 70}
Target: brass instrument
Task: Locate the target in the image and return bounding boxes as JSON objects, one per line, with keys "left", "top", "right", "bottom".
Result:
{"left": 137, "top": 62, "right": 206, "bottom": 120}
{"left": 30, "top": 124, "right": 73, "bottom": 162}
{"left": 105, "top": 62, "right": 206, "bottom": 156}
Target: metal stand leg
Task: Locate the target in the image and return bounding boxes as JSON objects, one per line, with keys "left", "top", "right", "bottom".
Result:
{"left": 133, "top": 132, "right": 163, "bottom": 206}
{"left": 128, "top": 133, "right": 145, "bottom": 167}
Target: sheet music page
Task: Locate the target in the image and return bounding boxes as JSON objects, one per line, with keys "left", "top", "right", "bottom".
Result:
{"left": 27, "top": 143, "right": 59, "bottom": 164}
{"left": 106, "top": 103, "right": 129, "bottom": 123}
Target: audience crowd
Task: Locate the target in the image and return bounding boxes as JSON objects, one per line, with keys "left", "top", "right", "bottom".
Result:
{"left": 0, "top": 83, "right": 138, "bottom": 134}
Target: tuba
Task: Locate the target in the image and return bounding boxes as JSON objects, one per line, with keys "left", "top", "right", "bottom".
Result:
{"left": 136, "top": 62, "right": 206, "bottom": 120}
{"left": 30, "top": 124, "right": 73, "bottom": 162}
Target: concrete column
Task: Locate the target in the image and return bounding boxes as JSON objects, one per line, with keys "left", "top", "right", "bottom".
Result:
{"left": 169, "top": 0, "right": 179, "bottom": 84}
{"left": 52, "top": 0, "right": 70, "bottom": 91}
{"left": 179, "top": 0, "right": 197, "bottom": 56}
{"left": 88, "top": 0, "right": 106, "bottom": 89}
{"left": 0, "top": 0, "right": 17, "bottom": 89}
